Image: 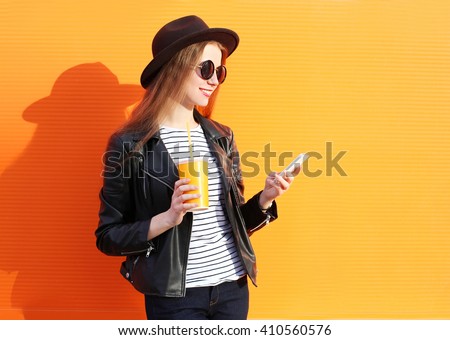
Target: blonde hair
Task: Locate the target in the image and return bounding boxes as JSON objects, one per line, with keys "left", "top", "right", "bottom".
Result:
{"left": 121, "top": 41, "right": 227, "bottom": 150}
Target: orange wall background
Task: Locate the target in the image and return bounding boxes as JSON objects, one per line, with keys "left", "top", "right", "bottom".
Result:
{"left": 1, "top": 0, "right": 450, "bottom": 319}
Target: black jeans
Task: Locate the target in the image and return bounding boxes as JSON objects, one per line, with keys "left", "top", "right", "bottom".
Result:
{"left": 145, "top": 276, "right": 249, "bottom": 320}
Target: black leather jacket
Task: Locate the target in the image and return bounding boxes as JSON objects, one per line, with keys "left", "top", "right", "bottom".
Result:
{"left": 95, "top": 110, "right": 278, "bottom": 297}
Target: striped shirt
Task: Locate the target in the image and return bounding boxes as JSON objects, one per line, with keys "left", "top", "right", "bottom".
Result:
{"left": 159, "top": 124, "right": 246, "bottom": 288}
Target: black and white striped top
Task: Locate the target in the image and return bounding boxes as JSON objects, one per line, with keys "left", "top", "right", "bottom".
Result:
{"left": 159, "top": 124, "right": 246, "bottom": 288}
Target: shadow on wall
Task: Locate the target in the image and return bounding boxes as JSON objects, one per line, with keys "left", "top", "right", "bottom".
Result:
{"left": 0, "top": 63, "right": 145, "bottom": 319}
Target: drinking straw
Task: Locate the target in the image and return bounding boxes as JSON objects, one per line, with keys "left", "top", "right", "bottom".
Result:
{"left": 187, "top": 121, "right": 193, "bottom": 159}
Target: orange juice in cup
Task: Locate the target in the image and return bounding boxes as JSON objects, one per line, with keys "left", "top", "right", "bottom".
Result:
{"left": 177, "top": 158, "right": 209, "bottom": 211}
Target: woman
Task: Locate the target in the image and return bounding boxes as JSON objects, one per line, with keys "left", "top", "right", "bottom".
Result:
{"left": 95, "top": 15, "right": 294, "bottom": 320}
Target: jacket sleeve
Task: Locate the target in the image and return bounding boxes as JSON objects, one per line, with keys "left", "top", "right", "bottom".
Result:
{"left": 95, "top": 133, "right": 151, "bottom": 256}
{"left": 228, "top": 131, "right": 278, "bottom": 234}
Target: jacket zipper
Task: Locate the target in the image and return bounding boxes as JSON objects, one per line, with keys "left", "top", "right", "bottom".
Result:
{"left": 121, "top": 242, "right": 154, "bottom": 257}
{"left": 248, "top": 210, "right": 274, "bottom": 234}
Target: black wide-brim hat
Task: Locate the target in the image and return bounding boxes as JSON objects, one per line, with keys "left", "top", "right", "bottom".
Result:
{"left": 140, "top": 15, "right": 239, "bottom": 88}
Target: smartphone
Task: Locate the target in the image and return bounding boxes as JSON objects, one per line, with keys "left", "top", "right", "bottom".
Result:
{"left": 281, "top": 153, "right": 309, "bottom": 177}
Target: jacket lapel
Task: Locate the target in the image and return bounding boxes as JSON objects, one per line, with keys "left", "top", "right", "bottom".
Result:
{"left": 141, "top": 131, "right": 178, "bottom": 191}
{"left": 138, "top": 111, "right": 233, "bottom": 193}
{"left": 194, "top": 110, "right": 232, "bottom": 194}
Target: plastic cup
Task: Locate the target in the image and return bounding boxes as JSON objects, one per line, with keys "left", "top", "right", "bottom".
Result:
{"left": 177, "top": 158, "right": 209, "bottom": 211}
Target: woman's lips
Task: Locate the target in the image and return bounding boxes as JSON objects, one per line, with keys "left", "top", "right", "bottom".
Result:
{"left": 200, "top": 88, "right": 213, "bottom": 97}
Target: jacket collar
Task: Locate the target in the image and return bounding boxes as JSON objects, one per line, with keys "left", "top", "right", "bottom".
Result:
{"left": 130, "top": 109, "right": 227, "bottom": 143}
{"left": 193, "top": 109, "right": 229, "bottom": 142}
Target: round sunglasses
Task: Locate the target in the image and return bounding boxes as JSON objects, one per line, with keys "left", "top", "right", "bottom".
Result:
{"left": 195, "top": 60, "right": 227, "bottom": 84}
